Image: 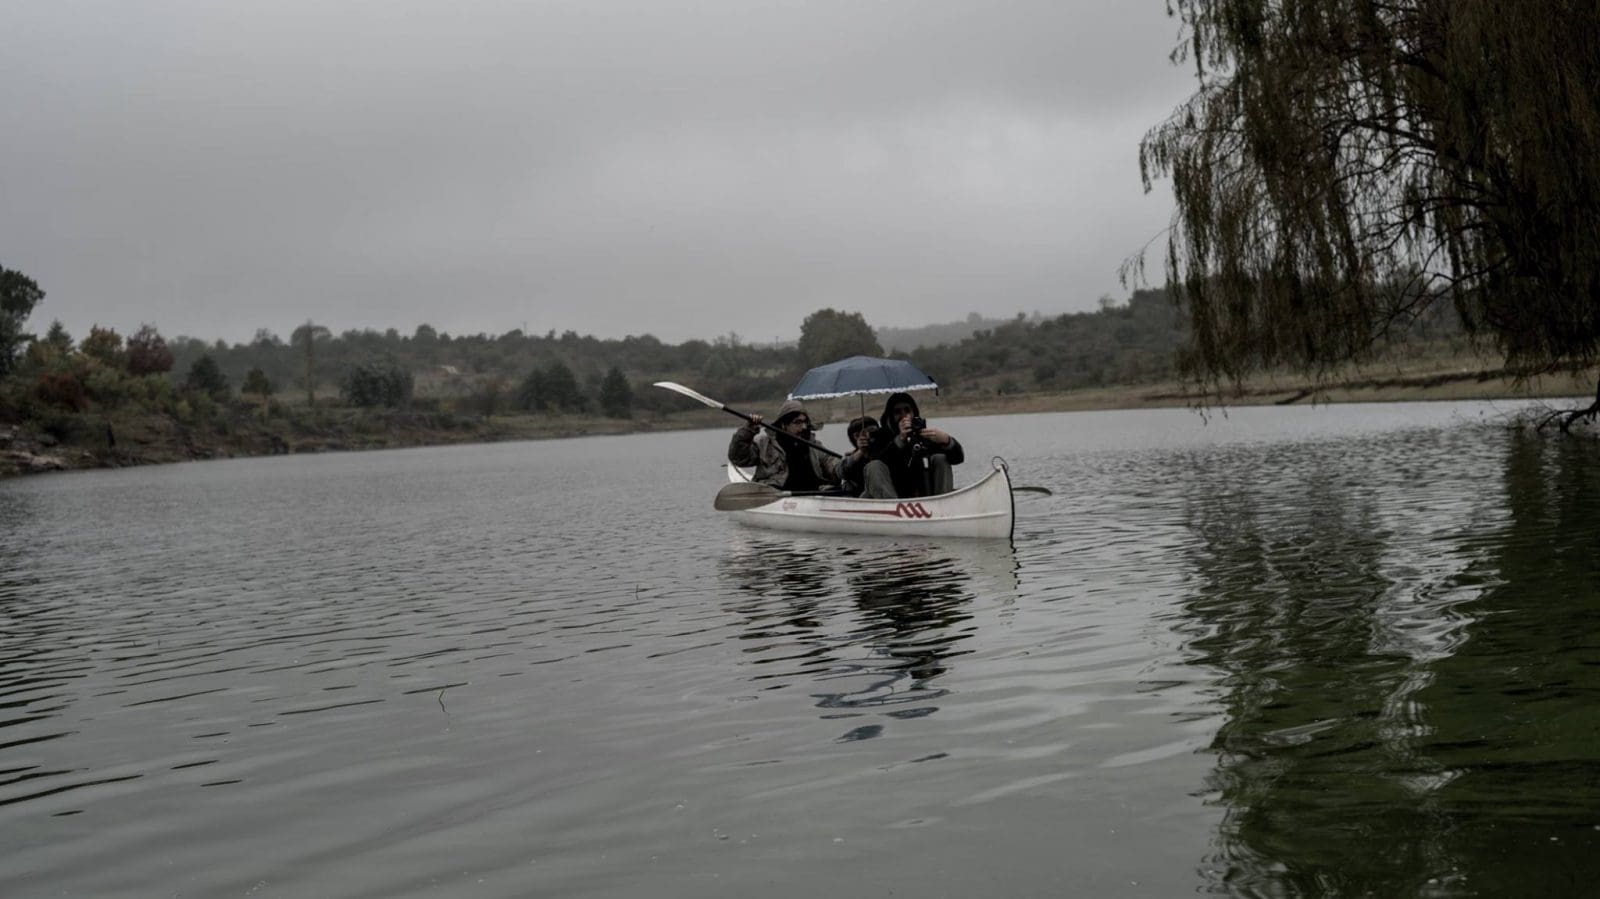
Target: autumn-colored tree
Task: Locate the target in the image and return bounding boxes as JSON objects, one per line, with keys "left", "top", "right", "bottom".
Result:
{"left": 35, "top": 371, "right": 88, "bottom": 411}
{"left": 80, "top": 326, "right": 125, "bottom": 367}
{"left": 125, "top": 324, "right": 175, "bottom": 376}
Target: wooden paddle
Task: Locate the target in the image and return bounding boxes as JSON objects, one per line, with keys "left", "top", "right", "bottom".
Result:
{"left": 715, "top": 482, "right": 863, "bottom": 510}
{"left": 653, "top": 381, "right": 843, "bottom": 458}
{"left": 713, "top": 481, "right": 818, "bottom": 510}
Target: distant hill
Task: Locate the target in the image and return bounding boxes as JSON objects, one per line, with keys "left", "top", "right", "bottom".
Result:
{"left": 875, "top": 312, "right": 1049, "bottom": 354}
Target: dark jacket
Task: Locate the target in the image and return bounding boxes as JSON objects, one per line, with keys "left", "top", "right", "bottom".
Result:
{"left": 872, "top": 392, "right": 964, "bottom": 497}
{"left": 837, "top": 415, "right": 882, "bottom": 495}
{"left": 727, "top": 399, "right": 843, "bottom": 489}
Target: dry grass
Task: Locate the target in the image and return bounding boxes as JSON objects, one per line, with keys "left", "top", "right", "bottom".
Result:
{"left": 794, "top": 354, "right": 1600, "bottom": 424}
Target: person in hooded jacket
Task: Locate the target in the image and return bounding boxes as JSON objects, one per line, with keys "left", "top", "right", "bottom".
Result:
{"left": 727, "top": 399, "right": 851, "bottom": 490}
{"left": 869, "top": 391, "right": 964, "bottom": 497}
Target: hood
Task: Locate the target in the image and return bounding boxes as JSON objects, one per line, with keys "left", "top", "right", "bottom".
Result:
{"left": 774, "top": 399, "right": 809, "bottom": 427}
{"left": 878, "top": 392, "right": 922, "bottom": 432}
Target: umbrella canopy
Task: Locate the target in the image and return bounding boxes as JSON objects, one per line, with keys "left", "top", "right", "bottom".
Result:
{"left": 788, "top": 355, "right": 938, "bottom": 400}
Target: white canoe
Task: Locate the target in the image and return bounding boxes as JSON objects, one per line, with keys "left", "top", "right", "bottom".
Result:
{"left": 724, "top": 460, "right": 1015, "bottom": 540}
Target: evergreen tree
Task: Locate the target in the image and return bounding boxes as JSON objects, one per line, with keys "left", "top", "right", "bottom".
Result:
{"left": 519, "top": 360, "right": 588, "bottom": 412}
{"left": 516, "top": 368, "right": 547, "bottom": 411}
{"left": 43, "top": 320, "right": 72, "bottom": 353}
{"left": 242, "top": 367, "right": 274, "bottom": 398}
{"left": 598, "top": 366, "right": 633, "bottom": 418}
{"left": 0, "top": 264, "right": 43, "bottom": 377}
{"left": 186, "top": 354, "right": 230, "bottom": 400}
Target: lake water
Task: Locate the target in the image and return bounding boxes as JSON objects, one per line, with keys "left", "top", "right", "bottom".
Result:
{"left": 3, "top": 401, "right": 1599, "bottom": 897}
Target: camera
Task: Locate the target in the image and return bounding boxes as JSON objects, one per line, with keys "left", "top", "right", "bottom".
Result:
{"left": 907, "top": 416, "right": 929, "bottom": 456}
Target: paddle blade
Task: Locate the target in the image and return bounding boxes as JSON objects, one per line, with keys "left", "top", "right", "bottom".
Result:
{"left": 653, "top": 381, "right": 724, "bottom": 411}
{"left": 714, "top": 482, "right": 788, "bottom": 511}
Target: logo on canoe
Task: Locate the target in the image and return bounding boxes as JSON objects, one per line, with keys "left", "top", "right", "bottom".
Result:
{"left": 896, "top": 502, "right": 932, "bottom": 519}
{"left": 823, "top": 501, "right": 933, "bottom": 519}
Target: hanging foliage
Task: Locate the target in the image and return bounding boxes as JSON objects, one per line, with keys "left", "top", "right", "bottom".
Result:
{"left": 1140, "top": 1, "right": 1600, "bottom": 397}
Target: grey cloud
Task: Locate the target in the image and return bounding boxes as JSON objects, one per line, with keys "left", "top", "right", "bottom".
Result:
{"left": 1, "top": 0, "right": 1195, "bottom": 344}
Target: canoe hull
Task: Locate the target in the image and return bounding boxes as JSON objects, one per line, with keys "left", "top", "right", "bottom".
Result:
{"left": 725, "top": 462, "right": 1015, "bottom": 540}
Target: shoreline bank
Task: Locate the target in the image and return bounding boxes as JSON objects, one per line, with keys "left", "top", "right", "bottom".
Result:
{"left": 4, "top": 365, "right": 1594, "bottom": 479}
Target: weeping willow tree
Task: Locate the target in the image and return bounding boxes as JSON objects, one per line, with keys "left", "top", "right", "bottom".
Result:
{"left": 1139, "top": 0, "right": 1600, "bottom": 426}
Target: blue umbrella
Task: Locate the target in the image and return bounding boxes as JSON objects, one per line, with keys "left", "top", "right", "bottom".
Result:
{"left": 788, "top": 355, "right": 938, "bottom": 402}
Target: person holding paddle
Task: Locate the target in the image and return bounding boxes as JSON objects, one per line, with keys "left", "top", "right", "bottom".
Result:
{"left": 728, "top": 400, "right": 861, "bottom": 491}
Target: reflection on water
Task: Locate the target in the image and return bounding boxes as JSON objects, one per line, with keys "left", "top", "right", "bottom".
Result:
{"left": 717, "top": 535, "right": 1015, "bottom": 741}
{"left": 1179, "top": 428, "right": 1600, "bottom": 896}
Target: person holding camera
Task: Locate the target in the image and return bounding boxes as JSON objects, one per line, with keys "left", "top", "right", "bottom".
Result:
{"left": 839, "top": 415, "right": 897, "bottom": 498}
{"left": 871, "top": 392, "right": 964, "bottom": 497}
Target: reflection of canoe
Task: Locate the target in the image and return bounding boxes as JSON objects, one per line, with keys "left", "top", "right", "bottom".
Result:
{"left": 725, "top": 460, "right": 1015, "bottom": 540}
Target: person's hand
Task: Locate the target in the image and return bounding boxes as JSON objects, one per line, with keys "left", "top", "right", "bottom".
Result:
{"left": 748, "top": 414, "right": 764, "bottom": 427}
{"left": 898, "top": 416, "right": 915, "bottom": 438}
{"left": 919, "top": 426, "right": 951, "bottom": 446}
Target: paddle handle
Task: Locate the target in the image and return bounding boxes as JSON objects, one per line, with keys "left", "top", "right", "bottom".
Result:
{"left": 652, "top": 381, "right": 843, "bottom": 459}
{"left": 726, "top": 406, "right": 843, "bottom": 459}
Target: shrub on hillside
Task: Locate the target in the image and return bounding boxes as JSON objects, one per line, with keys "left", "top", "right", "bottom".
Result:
{"left": 83, "top": 364, "right": 140, "bottom": 408}
{"left": 34, "top": 406, "right": 93, "bottom": 443}
{"left": 340, "top": 359, "right": 413, "bottom": 408}
{"left": 35, "top": 371, "right": 88, "bottom": 411}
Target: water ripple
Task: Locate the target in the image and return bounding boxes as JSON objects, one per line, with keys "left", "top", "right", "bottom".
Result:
{"left": 1, "top": 408, "right": 1597, "bottom": 896}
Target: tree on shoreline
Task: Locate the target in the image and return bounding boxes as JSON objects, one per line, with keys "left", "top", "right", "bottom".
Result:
{"left": 798, "top": 309, "right": 882, "bottom": 369}
{"left": 0, "top": 265, "right": 43, "bottom": 378}
{"left": 598, "top": 366, "right": 632, "bottom": 418}
{"left": 1140, "top": 0, "right": 1600, "bottom": 428}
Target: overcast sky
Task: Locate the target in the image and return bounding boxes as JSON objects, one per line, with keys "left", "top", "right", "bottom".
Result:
{"left": 1, "top": 1, "right": 1195, "bottom": 345}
